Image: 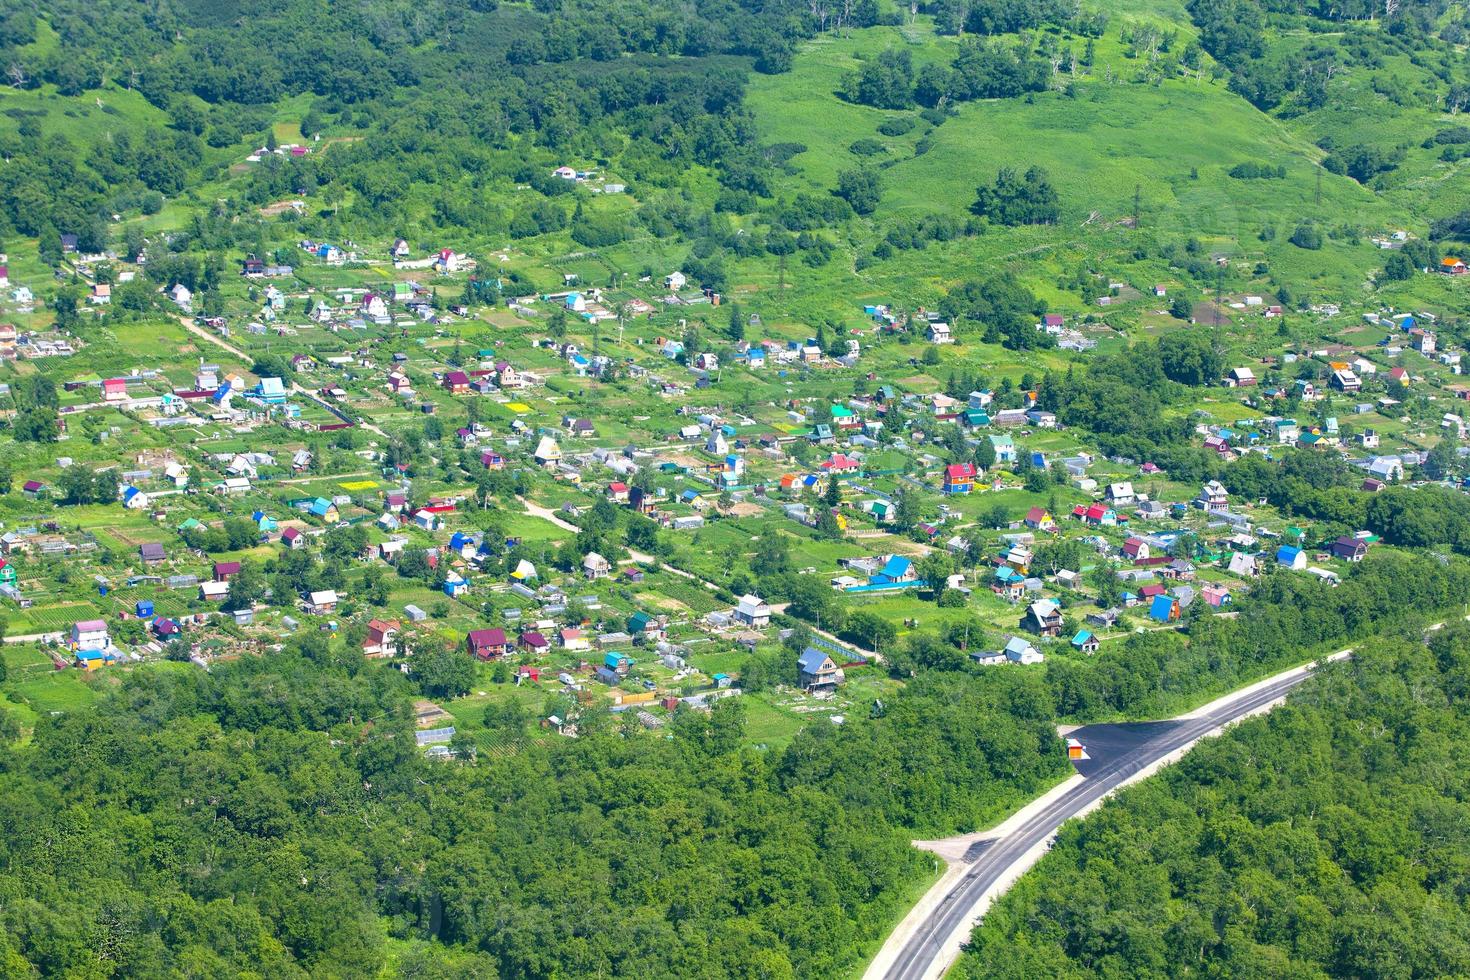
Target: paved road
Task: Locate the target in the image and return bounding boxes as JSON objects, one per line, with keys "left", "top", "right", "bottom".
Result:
{"left": 883, "top": 661, "right": 1331, "bottom": 980}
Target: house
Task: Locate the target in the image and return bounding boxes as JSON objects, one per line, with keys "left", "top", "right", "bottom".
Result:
{"left": 198, "top": 580, "right": 229, "bottom": 602}
{"left": 628, "top": 486, "right": 657, "bottom": 514}
{"left": 872, "top": 554, "right": 916, "bottom": 586}
{"left": 212, "top": 561, "right": 241, "bottom": 581}
{"left": 443, "top": 572, "right": 470, "bottom": 597}
{"left": 364, "top": 619, "right": 400, "bottom": 656}
{"left": 734, "top": 594, "right": 771, "bottom": 629}
{"left": 121, "top": 486, "right": 149, "bottom": 510}
{"left": 606, "top": 481, "right": 630, "bottom": 503}
{"left": 1276, "top": 545, "right": 1307, "bottom": 570}
{"left": 1366, "top": 456, "right": 1405, "bottom": 482}
{"left": 1017, "top": 511, "right": 1052, "bottom": 531}
{"left": 1106, "top": 482, "right": 1136, "bottom": 507}
{"left": 1195, "top": 481, "right": 1229, "bottom": 513}
{"left": 1149, "top": 594, "right": 1181, "bottom": 623}
{"left": 797, "top": 647, "right": 845, "bottom": 691}
{"left": 170, "top": 283, "right": 193, "bottom": 310}
{"left": 139, "top": 542, "right": 166, "bottom": 564}
{"left": 1121, "top": 537, "right": 1150, "bottom": 561}
{"left": 1331, "top": 368, "right": 1361, "bottom": 393}
{"left": 467, "top": 628, "right": 509, "bottom": 660}
{"left": 1202, "top": 585, "right": 1232, "bottom": 608}
{"left": 1076, "top": 503, "right": 1118, "bottom": 527}
{"left": 1024, "top": 599, "right": 1063, "bottom": 638}
{"left": 1071, "top": 630, "right": 1100, "bottom": 654}
{"left": 89, "top": 282, "right": 111, "bottom": 305}
{"left": 519, "top": 630, "right": 550, "bottom": 653}
{"left": 1226, "top": 367, "right": 1257, "bottom": 387}
{"left": 943, "top": 462, "right": 977, "bottom": 494}
{"left": 582, "top": 552, "right": 611, "bottom": 579}
{"left": 664, "top": 271, "right": 687, "bottom": 290}
{"left": 989, "top": 434, "right": 1017, "bottom": 464}
{"left": 70, "top": 619, "right": 110, "bottom": 653}
{"left": 1441, "top": 257, "right": 1468, "bottom": 275}
{"left": 533, "top": 436, "right": 561, "bottom": 466}
{"left": 927, "top": 322, "right": 954, "bottom": 344}
{"left": 1330, "top": 536, "right": 1368, "bottom": 562}
{"left": 413, "top": 509, "right": 442, "bottom": 531}
{"left": 307, "top": 589, "right": 339, "bottom": 614}
{"left": 1228, "top": 553, "right": 1259, "bottom": 578}
{"left": 21, "top": 480, "right": 45, "bottom": 499}
{"left": 281, "top": 526, "right": 305, "bottom": 549}
{"left": 1001, "top": 635, "right": 1043, "bottom": 664}
{"left": 442, "top": 371, "right": 471, "bottom": 394}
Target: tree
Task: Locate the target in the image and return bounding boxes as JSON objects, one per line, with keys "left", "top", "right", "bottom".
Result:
{"left": 824, "top": 476, "right": 842, "bottom": 508}
{"left": 1290, "top": 222, "right": 1323, "bottom": 250}
{"left": 1089, "top": 559, "right": 1123, "bottom": 608}
{"left": 727, "top": 302, "right": 745, "bottom": 341}
{"left": 1158, "top": 332, "right": 1223, "bottom": 387}
{"left": 416, "top": 647, "right": 475, "bottom": 699}
{"left": 835, "top": 167, "right": 883, "bottom": 215}
{"left": 976, "top": 436, "right": 997, "bottom": 471}
{"left": 1381, "top": 252, "right": 1415, "bottom": 282}
{"left": 972, "top": 167, "right": 1060, "bottom": 225}
{"left": 224, "top": 564, "right": 266, "bottom": 611}
{"left": 893, "top": 486, "right": 922, "bottom": 531}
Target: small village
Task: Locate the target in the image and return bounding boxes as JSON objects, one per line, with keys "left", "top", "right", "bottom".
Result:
{"left": 0, "top": 226, "right": 1466, "bottom": 755}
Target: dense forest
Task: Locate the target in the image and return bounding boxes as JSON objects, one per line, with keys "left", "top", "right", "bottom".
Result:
{"left": 0, "top": 645, "right": 1066, "bottom": 976}
{"left": 960, "top": 626, "right": 1470, "bottom": 978}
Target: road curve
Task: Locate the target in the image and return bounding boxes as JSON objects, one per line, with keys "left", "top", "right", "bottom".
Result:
{"left": 881, "top": 656, "right": 1341, "bottom": 980}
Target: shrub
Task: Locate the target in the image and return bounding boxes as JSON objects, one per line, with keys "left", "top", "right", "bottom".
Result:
{"left": 877, "top": 116, "right": 917, "bottom": 137}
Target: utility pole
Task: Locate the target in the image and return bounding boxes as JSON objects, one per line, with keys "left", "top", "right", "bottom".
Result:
{"left": 1132, "top": 184, "right": 1141, "bottom": 230}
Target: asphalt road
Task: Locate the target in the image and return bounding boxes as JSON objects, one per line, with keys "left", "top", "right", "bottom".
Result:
{"left": 883, "top": 665, "right": 1324, "bottom": 980}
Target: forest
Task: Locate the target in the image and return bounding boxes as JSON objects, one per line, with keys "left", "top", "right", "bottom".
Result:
{"left": 959, "top": 625, "right": 1470, "bottom": 978}
{"left": 0, "top": 638, "right": 1065, "bottom": 976}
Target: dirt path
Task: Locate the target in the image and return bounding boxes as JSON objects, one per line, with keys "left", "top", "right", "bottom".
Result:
{"left": 177, "top": 316, "right": 389, "bottom": 439}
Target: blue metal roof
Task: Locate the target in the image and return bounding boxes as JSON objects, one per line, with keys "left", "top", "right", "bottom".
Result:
{"left": 798, "top": 647, "right": 831, "bottom": 673}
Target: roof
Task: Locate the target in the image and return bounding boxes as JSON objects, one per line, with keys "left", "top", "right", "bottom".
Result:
{"left": 880, "top": 555, "right": 912, "bottom": 580}
{"left": 309, "top": 589, "right": 338, "bottom": 605}
{"left": 468, "top": 627, "right": 507, "bottom": 647}
{"left": 798, "top": 647, "right": 833, "bottom": 673}
{"left": 73, "top": 619, "right": 108, "bottom": 633}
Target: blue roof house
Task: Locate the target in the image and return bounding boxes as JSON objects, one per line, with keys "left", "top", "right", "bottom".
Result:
{"left": 870, "top": 555, "right": 917, "bottom": 587}
{"left": 1276, "top": 545, "right": 1306, "bottom": 570}
{"left": 1149, "top": 594, "right": 1181, "bottom": 623}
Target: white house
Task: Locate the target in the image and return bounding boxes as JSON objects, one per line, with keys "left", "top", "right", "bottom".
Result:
{"left": 582, "top": 552, "right": 611, "bottom": 579}
{"left": 70, "top": 619, "right": 110, "bottom": 652}
{"left": 733, "top": 594, "right": 771, "bottom": 629}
